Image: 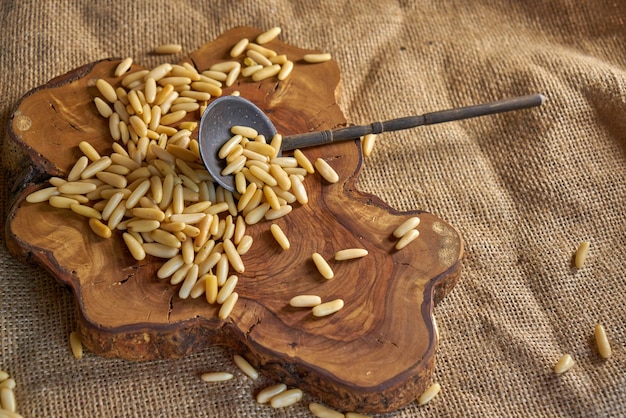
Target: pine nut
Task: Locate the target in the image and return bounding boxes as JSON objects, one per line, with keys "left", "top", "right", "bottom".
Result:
{"left": 26, "top": 186, "right": 59, "bottom": 203}
{"left": 218, "top": 292, "right": 238, "bottom": 319}
{"left": 334, "top": 248, "right": 368, "bottom": 260}
{"left": 115, "top": 57, "right": 133, "bottom": 77}
{"left": 312, "top": 253, "right": 333, "bottom": 279}
{"left": 396, "top": 229, "right": 419, "bottom": 250}
{"left": 270, "top": 224, "right": 290, "bottom": 250}
{"left": 309, "top": 402, "right": 344, "bottom": 418}
{"left": 554, "top": 354, "right": 575, "bottom": 374}
{"left": 289, "top": 295, "right": 322, "bottom": 308}
{"left": 314, "top": 158, "right": 339, "bottom": 183}
{"left": 230, "top": 38, "right": 249, "bottom": 57}
{"left": 69, "top": 331, "right": 83, "bottom": 359}
{"left": 574, "top": 241, "right": 590, "bottom": 268}
{"left": 362, "top": 133, "right": 377, "bottom": 157}
{"left": 393, "top": 216, "right": 421, "bottom": 238}
{"left": 0, "top": 387, "right": 16, "bottom": 413}
{"left": 256, "top": 383, "right": 287, "bottom": 404}
{"left": 312, "top": 299, "right": 344, "bottom": 317}
{"left": 270, "top": 388, "right": 303, "bottom": 408}
{"left": 417, "top": 382, "right": 441, "bottom": 405}
{"left": 233, "top": 354, "right": 258, "bottom": 380}
{"left": 594, "top": 324, "right": 611, "bottom": 359}
{"left": 256, "top": 27, "right": 281, "bottom": 45}
{"left": 200, "top": 372, "right": 233, "bottom": 382}
{"left": 123, "top": 232, "right": 146, "bottom": 260}
{"left": 304, "top": 53, "right": 332, "bottom": 63}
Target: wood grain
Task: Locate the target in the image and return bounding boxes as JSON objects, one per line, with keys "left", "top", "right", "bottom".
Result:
{"left": 4, "top": 27, "right": 463, "bottom": 413}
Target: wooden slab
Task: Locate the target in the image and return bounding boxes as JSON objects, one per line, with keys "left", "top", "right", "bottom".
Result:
{"left": 4, "top": 27, "right": 463, "bottom": 413}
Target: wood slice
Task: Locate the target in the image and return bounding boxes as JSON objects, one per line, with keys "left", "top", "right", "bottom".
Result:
{"left": 4, "top": 27, "right": 463, "bottom": 413}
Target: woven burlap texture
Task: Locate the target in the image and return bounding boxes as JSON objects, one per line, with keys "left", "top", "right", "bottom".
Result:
{"left": 1, "top": 1, "right": 624, "bottom": 417}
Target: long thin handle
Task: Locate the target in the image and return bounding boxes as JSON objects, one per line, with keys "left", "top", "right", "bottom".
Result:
{"left": 282, "top": 93, "right": 545, "bottom": 151}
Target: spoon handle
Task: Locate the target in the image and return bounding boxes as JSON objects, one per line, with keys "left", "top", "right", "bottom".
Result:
{"left": 281, "top": 93, "right": 545, "bottom": 151}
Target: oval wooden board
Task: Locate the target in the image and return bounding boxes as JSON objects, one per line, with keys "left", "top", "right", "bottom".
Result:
{"left": 4, "top": 27, "right": 463, "bottom": 413}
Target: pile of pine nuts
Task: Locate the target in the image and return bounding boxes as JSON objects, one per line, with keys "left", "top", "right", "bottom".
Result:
{"left": 26, "top": 27, "right": 420, "bottom": 321}
{"left": 0, "top": 370, "right": 21, "bottom": 418}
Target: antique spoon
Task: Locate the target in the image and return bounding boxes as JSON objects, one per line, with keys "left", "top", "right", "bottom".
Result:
{"left": 198, "top": 93, "right": 545, "bottom": 192}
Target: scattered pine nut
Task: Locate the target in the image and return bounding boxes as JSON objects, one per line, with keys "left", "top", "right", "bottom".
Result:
{"left": 361, "top": 133, "right": 377, "bottom": 157}
{"left": 314, "top": 158, "right": 339, "bottom": 183}
{"left": 270, "top": 224, "right": 290, "bottom": 250}
{"left": 154, "top": 44, "right": 183, "bottom": 55}
{"left": 594, "top": 324, "right": 611, "bottom": 359}
{"left": 69, "top": 331, "right": 83, "bottom": 359}
{"left": 270, "top": 388, "right": 303, "bottom": 408}
{"left": 574, "top": 241, "right": 590, "bottom": 268}
{"left": 417, "top": 382, "right": 441, "bottom": 405}
{"left": 312, "top": 299, "right": 344, "bottom": 317}
{"left": 0, "top": 387, "right": 16, "bottom": 413}
{"left": 395, "top": 229, "right": 419, "bottom": 250}
{"left": 312, "top": 253, "right": 334, "bottom": 279}
{"left": 115, "top": 57, "right": 133, "bottom": 77}
{"left": 345, "top": 413, "right": 372, "bottom": 418}
{"left": 334, "top": 248, "right": 368, "bottom": 260}
{"left": 256, "top": 27, "right": 281, "bottom": 45}
{"left": 218, "top": 292, "right": 238, "bottom": 319}
{"left": 554, "top": 354, "right": 575, "bottom": 374}
{"left": 289, "top": 295, "right": 322, "bottom": 308}
{"left": 309, "top": 402, "right": 345, "bottom": 418}
{"left": 303, "top": 53, "right": 332, "bottom": 63}
{"left": 392, "top": 216, "right": 421, "bottom": 238}
{"left": 233, "top": 354, "right": 259, "bottom": 380}
{"left": 200, "top": 372, "right": 234, "bottom": 382}
{"left": 256, "top": 383, "right": 287, "bottom": 404}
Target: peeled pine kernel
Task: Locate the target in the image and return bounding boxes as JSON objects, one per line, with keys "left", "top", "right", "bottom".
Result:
{"left": 294, "top": 149, "right": 315, "bottom": 173}
{"left": 312, "top": 299, "right": 344, "bottom": 317}
{"left": 303, "top": 53, "right": 332, "bottom": 63}
{"left": 89, "top": 217, "right": 112, "bottom": 238}
{"left": 362, "top": 133, "right": 377, "bottom": 157}
{"left": 69, "top": 331, "right": 83, "bottom": 359}
{"left": 554, "top": 354, "right": 575, "bottom": 374}
{"left": 334, "top": 248, "right": 368, "bottom": 260}
{"left": 270, "top": 224, "right": 290, "bottom": 250}
{"left": 0, "top": 387, "right": 16, "bottom": 413}
{"left": 115, "top": 57, "right": 133, "bottom": 77}
{"left": 396, "top": 229, "right": 419, "bottom": 250}
{"left": 154, "top": 44, "right": 182, "bottom": 54}
{"left": 289, "top": 295, "right": 322, "bottom": 308}
{"left": 270, "top": 388, "right": 303, "bottom": 408}
{"left": 417, "top": 382, "right": 441, "bottom": 405}
{"left": 218, "top": 292, "right": 238, "bottom": 319}
{"left": 345, "top": 413, "right": 372, "bottom": 418}
{"left": 233, "top": 354, "right": 258, "bottom": 380}
{"left": 309, "top": 402, "right": 345, "bottom": 418}
{"left": 200, "top": 372, "right": 234, "bottom": 382}
{"left": 256, "top": 383, "right": 288, "bottom": 404}
{"left": 574, "top": 241, "right": 590, "bottom": 268}
{"left": 312, "top": 252, "right": 333, "bottom": 279}
{"left": 314, "top": 158, "right": 339, "bottom": 183}
{"left": 95, "top": 78, "right": 117, "bottom": 103}
{"left": 25, "top": 186, "right": 59, "bottom": 203}
{"left": 122, "top": 232, "right": 146, "bottom": 260}
{"left": 256, "top": 26, "right": 281, "bottom": 44}
{"left": 594, "top": 324, "right": 611, "bottom": 359}
{"left": 393, "top": 216, "right": 421, "bottom": 238}
{"left": 230, "top": 38, "right": 249, "bottom": 57}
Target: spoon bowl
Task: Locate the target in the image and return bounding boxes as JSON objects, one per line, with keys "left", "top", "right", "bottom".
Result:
{"left": 198, "top": 96, "right": 278, "bottom": 192}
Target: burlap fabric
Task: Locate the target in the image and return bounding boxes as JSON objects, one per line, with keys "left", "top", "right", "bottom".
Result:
{"left": 1, "top": 1, "right": 624, "bottom": 417}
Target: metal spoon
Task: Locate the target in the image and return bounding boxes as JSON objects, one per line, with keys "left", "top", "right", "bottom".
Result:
{"left": 198, "top": 93, "right": 545, "bottom": 192}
